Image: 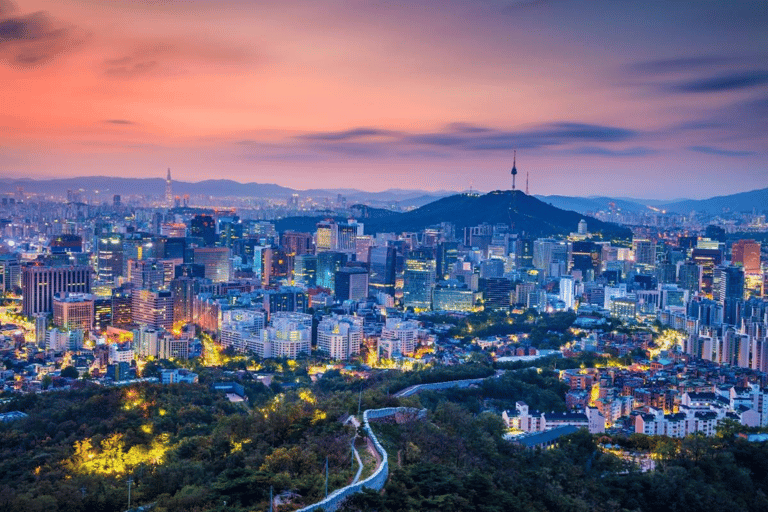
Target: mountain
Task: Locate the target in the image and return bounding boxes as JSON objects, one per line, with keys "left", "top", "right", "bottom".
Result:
{"left": 0, "top": 176, "right": 452, "bottom": 204}
{"left": 364, "top": 190, "right": 631, "bottom": 237}
{"left": 534, "top": 195, "right": 650, "bottom": 215}
{"left": 275, "top": 191, "right": 631, "bottom": 238}
{"left": 662, "top": 187, "right": 768, "bottom": 214}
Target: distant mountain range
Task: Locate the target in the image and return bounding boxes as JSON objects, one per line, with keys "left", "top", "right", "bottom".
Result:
{"left": 0, "top": 177, "right": 451, "bottom": 209}
{"left": 537, "top": 186, "right": 768, "bottom": 216}
{"left": 277, "top": 190, "right": 633, "bottom": 239}
{"left": 2, "top": 176, "right": 765, "bottom": 215}
{"left": 534, "top": 195, "right": 651, "bottom": 215}
{"left": 662, "top": 188, "right": 768, "bottom": 214}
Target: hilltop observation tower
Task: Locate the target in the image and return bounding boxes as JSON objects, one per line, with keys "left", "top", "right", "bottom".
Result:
{"left": 511, "top": 150, "right": 518, "bottom": 191}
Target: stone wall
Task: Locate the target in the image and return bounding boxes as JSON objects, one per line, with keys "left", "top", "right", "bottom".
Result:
{"left": 294, "top": 407, "right": 425, "bottom": 512}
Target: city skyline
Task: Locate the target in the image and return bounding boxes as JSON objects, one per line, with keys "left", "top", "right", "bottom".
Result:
{"left": 1, "top": 0, "right": 766, "bottom": 198}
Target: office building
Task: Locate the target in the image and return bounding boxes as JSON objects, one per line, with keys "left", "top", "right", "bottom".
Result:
{"left": 368, "top": 246, "right": 396, "bottom": 296}
{"left": 131, "top": 289, "right": 174, "bottom": 330}
{"left": 432, "top": 280, "right": 474, "bottom": 312}
{"left": 560, "top": 276, "right": 575, "bottom": 310}
{"left": 53, "top": 293, "right": 94, "bottom": 331}
{"left": 732, "top": 240, "right": 761, "bottom": 274}
{"left": 482, "top": 277, "right": 512, "bottom": 310}
{"left": 128, "top": 258, "right": 174, "bottom": 290}
{"left": 190, "top": 215, "right": 216, "bottom": 246}
{"left": 293, "top": 254, "right": 317, "bottom": 287}
{"left": 96, "top": 234, "right": 124, "bottom": 283}
{"left": 335, "top": 267, "right": 369, "bottom": 301}
{"left": 22, "top": 264, "right": 92, "bottom": 316}
{"left": 193, "top": 247, "right": 231, "bottom": 283}
{"left": 317, "top": 251, "right": 348, "bottom": 292}
{"left": 403, "top": 254, "right": 436, "bottom": 311}
{"left": 282, "top": 231, "right": 313, "bottom": 256}
{"left": 0, "top": 254, "right": 21, "bottom": 294}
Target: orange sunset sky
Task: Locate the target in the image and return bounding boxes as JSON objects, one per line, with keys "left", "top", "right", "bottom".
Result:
{"left": 1, "top": 0, "right": 766, "bottom": 197}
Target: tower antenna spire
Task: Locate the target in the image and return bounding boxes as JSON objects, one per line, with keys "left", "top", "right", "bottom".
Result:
{"left": 511, "top": 150, "right": 518, "bottom": 191}
{"left": 526, "top": 171, "right": 529, "bottom": 195}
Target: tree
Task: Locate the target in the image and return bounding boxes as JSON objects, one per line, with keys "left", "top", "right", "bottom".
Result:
{"left": 41, "top": 375, "right": 52, "bottom": 389}
{"left": 61, "top": 366, "right": 79, "bottom": 379}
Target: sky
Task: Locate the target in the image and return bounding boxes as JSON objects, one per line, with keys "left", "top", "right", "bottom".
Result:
{"left": 0, "top": 0, "right": 766, "bottom": 198}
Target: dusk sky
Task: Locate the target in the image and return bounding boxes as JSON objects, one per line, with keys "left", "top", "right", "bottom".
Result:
{"left": 1, "top": 0, "right": 766, "bottom": 198}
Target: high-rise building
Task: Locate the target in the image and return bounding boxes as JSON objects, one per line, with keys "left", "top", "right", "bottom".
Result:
{"left": 368, "top": 246, "right": 396, "bottom": 296}
{"left": 193, "top": 247, "right": 231, "bottom": 283}
{"left": 678, "top": 260, "right": 701, "bottom": 294}
{"left": 632, "top": 238, "right": 656, "bottom": 267}
{"left": 282, "top": 231, "right": 313, "bottom": 256}
{"left": 111, "top": 287, "right": 132, "bottom": 326}
{"left": 131, "top": 289, "right": 174, "bottom": 330}
{"left": 732, "top": 239, "right": 761, "bottom": 274}
{"left": 317, "top": 315, "right": 363, "bottom": 360}
{"left": 480, "top": 258, "right": 505, "bottom": 279}
{"left": 96, "top": 234, "right": 124, "bottom": 283}
{"left": 436, "top": 241, "right": 459, "bottom": 280}
{"left": 713, "top": 265, "right": 745, "bottom": 305}
{"left": 315, "top": 221, "right": 336, "bottom": 253}
{"left": 165, "top": 168, "right": 173, "bottom": 206}
{"left": 692, "top": 248, "right": 722, "bottom": 297}
{"left": 263, "top": 287, "right": 308, "bottom": 315}
{"left": 380, "top": 318, "right": 420, "bottom": 356}
{"left": 560, "top": 276, "right": 575, "bottom": 310}
{"left": 515, "top": 238, "right": 534, "bottom": 269}
{"left": 317, "top": 251, "right": 348, "bottom": 292}
{"left": 94, "top": 297, "right": 112, "bottom": 331}
{"left": 171, "top": 277, "right": 197, "bottom": 325}
{"left": 128, "top": 259, "right": 174, "bottom": 290}
{"left": 22, "top": 264, "right": 92, "bottom": 316}
{"left": 190, "top": 215, "right": 216, "bottom": 246}
{"left": 571, "top": 241, "right": 600, "bottom": 278}
{"left": 53, "top": 293, "right": 94, "bottom": 331}
{"left": 482, "top": 277, "right": 512, "bottom": 310}
{"left": 403, "top": 253, "right": 436, "bottom": 311}
{"left": 249, "top": 312, "right": 312, "bottom": 359}
{"left": 293, "top": 254, "right": 317, "bottom": 287}
{"left": 217, "top": 216, "right": 243, "bottom": 248}
{"left": 335, "top": 267, "right": 369, "bottom": 301}
{"left": 0, "top": 254, "right": 21, "bottom": 294}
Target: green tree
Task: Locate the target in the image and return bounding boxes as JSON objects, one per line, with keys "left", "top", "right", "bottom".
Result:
{"left": 60, "top": 366, "right": 79, "bottom": 379}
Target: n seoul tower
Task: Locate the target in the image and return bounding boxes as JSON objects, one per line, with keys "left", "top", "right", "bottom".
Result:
{"left": 511, "top": 150, "right": 518, "bottom": 191}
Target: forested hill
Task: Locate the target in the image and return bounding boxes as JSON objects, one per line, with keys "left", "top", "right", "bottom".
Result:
{"left": 276, "top": 191, "right": 632, "bottom": 239}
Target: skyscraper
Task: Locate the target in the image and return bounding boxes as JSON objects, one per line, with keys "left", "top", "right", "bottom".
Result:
{"left": 293, "top": 254, "right": 317, "bottom": 287}
{"left": 732, "top": 239, "right": 761, "bottom": 274}
{"left": 193, "top": 247, "right": 232, "bottom": 283}
{"left": 190, "top": 215, "right": 216, "bottom": 246}
{"left": 96, "top": 234, "right": 124, "bottom": 283}
{"left": 713, "top": 265, "right": 745, "bottom": 305}
{"left": 335, "top": 267, "right": 369, "bottom": 301}
{"left": 22, "top": 264, "right": 92, "bottom": 316}
{"left": 632, "top": 238, "right": 656, "bottom": 267}
{"left": 317, "top": 251, "right": 348, "bottom": 292}
{"left": 132, "top": 289, "right": 174, "bottom": 330}
{"left": 559, "top": 276, "right": 575, "bottom": 310}
{"left": 368, "top": 245, "right": 396, "bottom": 296}
{"left": 165, "top": 168, "right": 173, "bottom": 206}
{"left": 403, "top": 253, "right": 436, "bottom": 311}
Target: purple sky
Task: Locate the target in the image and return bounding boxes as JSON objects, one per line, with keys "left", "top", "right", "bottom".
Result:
{"left": 1, "top": 0, "right": 766, "bottom": 198}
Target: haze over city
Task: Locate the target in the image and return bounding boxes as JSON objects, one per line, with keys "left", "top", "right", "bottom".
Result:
{"left": 1, "top": 0, "right": 766, "bottom": 198}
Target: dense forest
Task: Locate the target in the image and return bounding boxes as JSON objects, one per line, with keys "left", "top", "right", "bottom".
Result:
{"left": 2, "top": 365, "right": 768, "bottom": 512}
